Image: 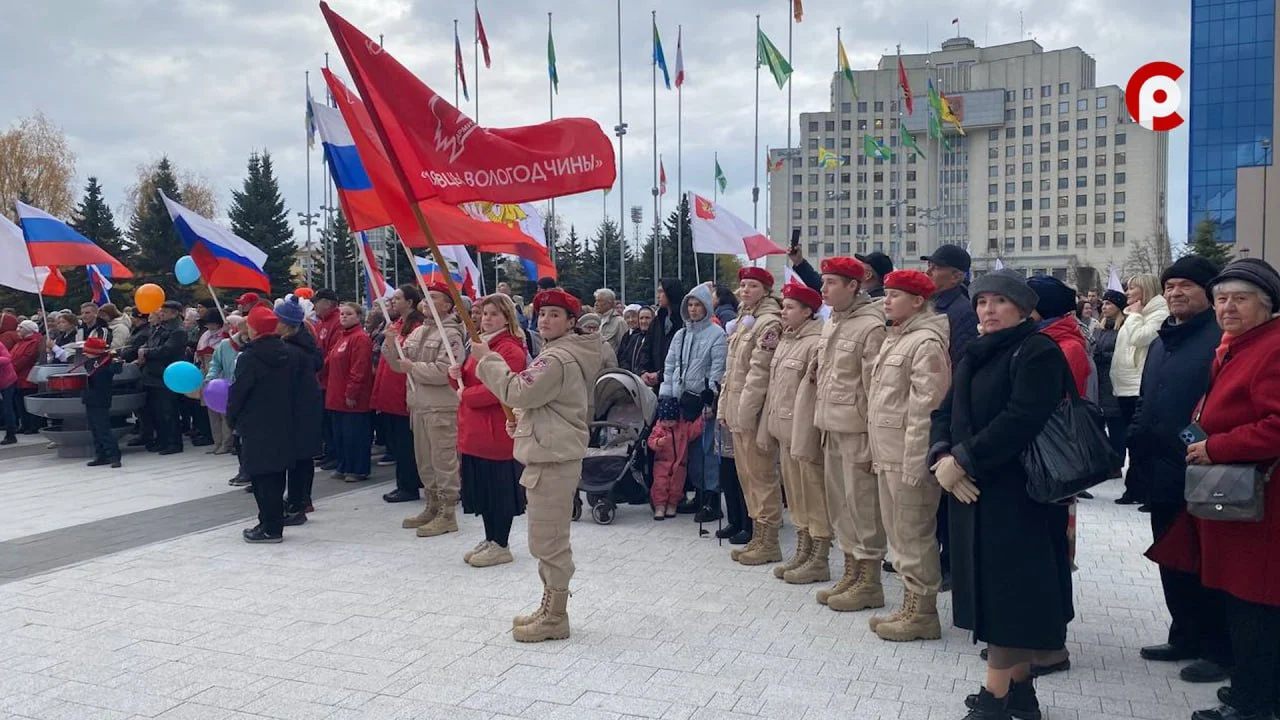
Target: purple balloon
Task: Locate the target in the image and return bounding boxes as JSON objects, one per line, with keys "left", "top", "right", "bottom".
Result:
{"left": 204, "top": 378, "right": 231, "bottom": 414}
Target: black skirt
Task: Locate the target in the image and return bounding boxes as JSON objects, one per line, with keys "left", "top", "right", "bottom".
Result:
{"left": 460, "top": 454, "right": 526, "bottom": 517}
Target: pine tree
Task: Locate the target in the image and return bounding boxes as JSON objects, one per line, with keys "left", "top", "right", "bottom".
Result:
{"left": 311, "top": 212, "right": 359, "bottom": 301}
{"left": 228, "top": 151, "right": 297, "bottom": 297}
{"left": 128, "top": 157, "right": 185, "bottom": 297}
{"left": 554, "top": 225, "right": 588, "bottom": 300}
{"left": 67, "top": 177, "right": 128, "bottom": 306}
{"left": 1187, "top": 214, "right": 1233, "bottom": 268}
{"left": 586, "top": 218, "right": 633, "bottom": 302}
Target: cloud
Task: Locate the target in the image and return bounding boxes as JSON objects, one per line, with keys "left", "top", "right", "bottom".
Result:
{"left": 0, "top": 0, "right": 1190, "bottom": 272}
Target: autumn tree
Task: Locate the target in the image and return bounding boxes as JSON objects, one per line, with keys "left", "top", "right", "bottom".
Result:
{"left": 0, "top": 112, "right": 76, "bottom": 219}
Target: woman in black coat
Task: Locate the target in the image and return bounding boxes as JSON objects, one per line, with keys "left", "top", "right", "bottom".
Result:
{"left": 645, "top": 279, "right": 685, "bottom": 388}
{"left": 1092, "top": 290, "right": 1128, "bottom": 478}
{"left": 228, "top": 308, "right": 302, "bottom": 544}
{"left": 927, "top": 269, "right": 1073, "bottom": 720}
{"left": 275, "top": 298, "right": 324, "bottom": 521}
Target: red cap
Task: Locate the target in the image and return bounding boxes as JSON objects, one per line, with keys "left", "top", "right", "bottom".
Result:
{"left": 782, "top": 283, "right": 824, "bottom": 311}
{"left": 883, "top": 269, "right": 937, "bottom": 298}
{"left": 737, "top": 266, "right": 774, "bottom": 288}
{"left": 820, "top": 256, "right": 866, "bottom": 281}
{"left": 82, "top": 337, "right": 109, "bottom": 356}
{"left": 235, "top": 292, "right": 261, "bottom": 306}
{"left": 246, "top": 306, "right": 279, "bottom": 336}
{"left": 533, "top": 288, "right": 582, "bottom": 317}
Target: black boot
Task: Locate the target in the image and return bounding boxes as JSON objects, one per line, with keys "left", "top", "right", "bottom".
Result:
{"left": 962, "top": 688, "right": 1012, "bottom": 719}
{"left": 966, "top": 680, "right": 1039, "bottom": 720}
{"left": 694, "top": 491, "right": 723, "bottom": 523}
{"left": 729, "top": 517, "right": 753, "bottom": 545}
{"left": 676, "top": 489, "right": 701, "bottom": 514}
{"left": 717, "top": 467, "right": 745, "bottom": 539}
{"left": 1, "top": 430, "right": 15, "bottom": 446}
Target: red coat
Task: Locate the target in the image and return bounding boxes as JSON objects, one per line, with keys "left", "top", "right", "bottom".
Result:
{"left": 10, "top": 334, "right": 41, "bottom": 390}
{"left": 0, "top": 314, "right": 18, "bottom": 350}
{"left": 314, "top": 308, "right": 344, "bottom": 384}
{"left": 370, "top": 319, "right": 417, "bottom": 417}
{"left": 324, "top": 324, "right": 374, "bottom": 413}
{"left": 1041, "top": 315, "right": 1090, "bottom": 397}
{"left": 450, "top": 330, "right": 527, "bottom": 461}
{"left": 1148, "top": 318, "right": 1280, "bottom": 607}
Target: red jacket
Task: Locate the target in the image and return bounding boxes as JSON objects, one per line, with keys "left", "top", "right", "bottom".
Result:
{"left": 324, "top": 324, "right": 374, "bottom": 413}
{"left": 450, "top": 329, "right": 527, "bottom": 460}
{"left": 0, "top": 314, "right": 18, "bottom": 350}
{"left": 1041, "top": 314, "right": 1090, "bottom": 397}
{"left": 11, "top": 334, "right": 41, "bottom": 390}
{"left": 314, "top": 308, "right": 344, "bottom": 384}
{"left": 1149, "top": 318, "right": 1280, "bottom": 607}
{"left": 370, "top": 319, "right": 418, "bottom": 417}
{"left": 0, "top": 343, "right": 15, "bottom": 390}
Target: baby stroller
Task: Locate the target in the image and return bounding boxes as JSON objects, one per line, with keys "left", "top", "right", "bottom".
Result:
{"left": 574, "top": 368, "right": 657, "bottom": 525}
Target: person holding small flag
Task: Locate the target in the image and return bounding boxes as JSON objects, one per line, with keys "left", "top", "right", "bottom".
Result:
{"left": 80, "top": 337, "right": 122, "bottom": 467}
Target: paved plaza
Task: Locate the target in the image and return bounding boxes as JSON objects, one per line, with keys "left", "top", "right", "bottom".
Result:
{"left": 0, "top": 445, "right": 1219, "bottom": 720}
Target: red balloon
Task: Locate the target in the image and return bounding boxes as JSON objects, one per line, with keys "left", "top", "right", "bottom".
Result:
{"left": 295, "top": 287, "right": 314, "bottom": 300}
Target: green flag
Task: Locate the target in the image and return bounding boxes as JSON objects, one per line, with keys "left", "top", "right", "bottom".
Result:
{"left": 837, "top": 36, "right": 858, "bottom": 99}
{"left": 900, "top": 126, "right": 926, "bottom": 159}
{"left": 548, "top": 26, "right": 559, "bottom": 93}
{"left": 757, "top": 29, "right": 793, "bottom": 90}
{"left": 715, "top": 159, "right": 727, "bottom": 192}
{"left": 862, "top": 133, "right": 893, "bottom": 161}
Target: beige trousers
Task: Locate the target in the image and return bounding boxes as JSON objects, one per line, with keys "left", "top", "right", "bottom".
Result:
{"left": 734, "top": 430, "right": 782, "bottom": 527}
{"left": 208, "top": 409, "right": 233, "bottom": 454}
{"left": 410, "top": 410, "right": 460, "bottom": 504}
{"left": 877, "top": 470, "right": 943, "bottom": 595}
{"left": 782, "top": 451, "right": 830, "bottom": 538}
{"left": 522, "top": 461, "right": 581, "bottom": 589}
{"left": 823, "top": 431, "right": 886, "bottom": 561}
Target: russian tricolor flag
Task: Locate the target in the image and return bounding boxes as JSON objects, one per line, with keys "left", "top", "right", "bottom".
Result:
{"left": 311, "top": 99, "right": 384, "bottom": 232}
{"left": 16, "top": 201, "right": 132, "bottom": 278}
{"left": 160, "top": 192, "right": 270, "bottom": 292}
{"left": 88, "top": 264, "right": 112, "bottom": 305}
{"left": 415, "top": 254, "right": 476, "bottom": 299}
{"left": 0, "top": 214, "right": 66, "bottom": 296}
{"left": 358, "top": 232, "right": 395, "bottom": 307}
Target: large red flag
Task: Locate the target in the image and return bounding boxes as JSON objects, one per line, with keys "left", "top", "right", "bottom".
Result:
{"left": 321, "top": 2, "right": 616, "bottom": 205}
{"left": 322, "top": 70, "right": 553, "bottom": 267}
{"left": 898, "top": 55, "right": 914, "bottom": 116}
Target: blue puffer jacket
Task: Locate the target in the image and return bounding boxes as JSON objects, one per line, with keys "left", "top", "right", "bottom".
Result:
{"left": 659, "top": 285, "right": 727, "bottom": 400}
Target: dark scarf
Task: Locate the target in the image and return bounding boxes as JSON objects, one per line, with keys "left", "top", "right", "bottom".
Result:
{"left": 963, "top": 318, "right": 1039, "bottom": 367}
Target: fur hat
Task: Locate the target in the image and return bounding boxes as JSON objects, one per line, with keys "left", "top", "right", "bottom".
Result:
{"left": 737, "top": 266, "right": 774, "bottom": 288}
{"left": 969, "top": 269, "right": 1039, "bottom": 317}
{"left": 883, "top": 269, "right": 936, "bottom": 298}
{"left": 532, "top": 288, "right": 582, "bottom": 317}
{"left": 820, "top": 256, "right": 866, "bottom": 281}
{"left": 781, "top": 283, "right": 823, "bottom": 311}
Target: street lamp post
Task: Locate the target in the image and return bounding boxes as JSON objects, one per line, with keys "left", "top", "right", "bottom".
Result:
{"left": 297, "top": 211, "right": 320, "bottom": 287}
{"left": 1262, "top": 137, "right": 1272, "bottom": 263}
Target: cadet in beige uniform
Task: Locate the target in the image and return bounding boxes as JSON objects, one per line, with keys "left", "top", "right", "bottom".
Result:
{"left": 813, "top": 256, "right": 889, "bottom": 612}
{"left": 763, "top": 283, "right": 830, "bottom": 583}
{"left": 474, "top": 289, "right": 602, "bottom": 643}
{"left": 866, "top": 270, "right": 951, "bottom": 641}
{"left": 394, "top": 283, "right": 466, "bottom": 537}
{"left": 718, "top": 267, "right": 785, "bottom": 565}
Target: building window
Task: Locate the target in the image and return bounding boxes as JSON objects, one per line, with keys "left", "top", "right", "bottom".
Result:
{"left": 1096, "top": 154, "right": 1108, "bottom": 167}
{"left": 1096, "top": 96, "right": 1108, "bottom": 109}
{"left": 1022, "top": 125, "right": 1033, "bottom": 137}
{"left": 1023, "top": 143, "right": 1034, "bottom": 155}
{"left": 1077, "top": 137, "right": 1088, "bottom": 150}
{"left": 1096, "top": 174, "right": 1108, "bottom": 186}
{"left": 1022, "top": 180, "right": 1033, "bottom": 193}
{"left": 808, "top": 156, "right": 818, "bottom": 167}
{"left": 1040, "top": 166, "right": 1051, "bottom": 179}
{"left": 809, "top": 173, "right": 819, "bottom": 184}
{"left": 1076, "top": 194, "right": 1088, "bottom": 207}
{"left": 1093, "top": 232, "right": 1106, "bottom": 247}
{"left": 1020, "top": 198, "right": 1032, "bottom": 211}
{"left": 1024, "top": 106, "right": 1036, "bottom": 119}
{"left": 1059, "top": 82, "right": 1070, "bottom": 94}
{"left": 856, "top": 172, "right": 866, "bottom": 182}
{"left": 873, "top": 206, "right": 884, "bottom": 218}
{"left": 840, "top": 207, "right": 851, "bottom": 218}
{"left": 824, "top": 207, "right": 835, "bottom": 218}
{"left": 1058, "top": 177, "right": 1069, "bottom": 189}
{"left": 1096, "top": 193, "right": 1107, "bottom": 205}
{"left": 1039, "top": 235, "right": 1050, "bottom": 250}
{"left": 1006, "top": 144, "right": 1017, "bottom": 157}
{"left": 1115, "top": 172, "right": 1126, "bottom": 185}
{"left": 1096, "top": 116, "right": 1108, "bottom": 129}
{"left": 1039, "top": 141, "right": 1050, "bottom": 154}
{"left": 808, "top": 208, "right": 818, "bottom": 219}
{"left": 1058, "top": 100, "right": 1068, "bottom": 114}
{"left": 1006, "top": 182, "right": 1017, "bottom": 193}
{"left": 1040, "top": 179, "right": 1051, "bottom": 191}
{"left": 1076, "top": 175, "right": 1088, "bottom": 188}
{"left": 1040, "top": 215, "right": 1050, "bottom": 227}
{"left": 807, "top": 138, "right": 819, "bottom": 150}
{"left": 1114, "top": 231, "right": 1125, "bottom": 246}
{"left": 1058, "top": 196, "right": 1069, "bottom": 208}
{"left": 1077, "top": 98, "right": 1088, "bottom": 111}
{"left": 1057, "top": 158, "right": 1069, "bottom": 171}
{"left": 823, "top": 138, "right": 836, "bottom": 150}
{"left": 906, "top": 188, "right": 916, "bottom": 199}
{"left": 808, "top": 225, "right": 818, "bottom": 236}
{"left": 874, "top": 172, "right": 884, "bottom": 183}
{"left": 1005, "top": 108, "right": 1017, "bottom": 121}
{"left": 1078, "top": 155, "right": 1089, "bottom": 168}
{"left": 1005, "top": 90, "right": 1016, "bottom": 103}
{"left": 988, "top": 202, "right": 999, "bottom": 212}
{"left": 792, "top": 192, "right": 803, "bottom": 201}
{"left": 1023, "top": 87, "right": 1034, "bottom": 100}
{"left": 1040, "top": 122, "right": 1051, "bottom": 135}
{"left": 988, "top": 147, "right": 999, "bottom": 159}
{"left": 841, "top": 120, "right": 851, "bottom": 131}
{"left": 907, "top": 170, "right": 917, "bottom": 181}
{"left": 873, "top": 187, "right": 884, "bottom": 199}
{"left": 988, "top": 238, "right": 1000, "bottom": 250}
{"left": 1116, "top": 152, "right": 1126, "bottom": 165}
{"left": 1022, "top": 236, "right": 1034, "bottom": 250}
{"left": 858, "top": 119, "right": 868, "bottom": 130}
{"left": 874, "top": 101, "right": 884, "bottom": 112}
{"left": 857, "top": 101, "right": 868, "bottom": 113}
{"left": 1005, "top": 217, "right": 1017, "bottom": 230}
{"left": 988, "top": 218, "right": 999, "bottom": 231}
{"left": 988, "top": 184, "right": 998, "bottom": 196}
{"left": 1115, "top": 211, "right": 1126, "bottom": 223}
{"left": 1077, "top": 118, "right": 1089, "bottom": 130}
{"left": 824, "top": 243, "right": 835, "bottom": 254}
{"left": 1005, "top": 127, "right": 1017, "bottom": 139}
{"left": 825, "top": 225, "right": 835, "bottom": 235}
{"left": 874, "top": 224, "right": 883, "bottom": 234}
{"left": 1116, "top": 133, "right": 1126, "bottom": 146}
{"left": 808, "top": 191, "right": 819, "bottom": 201}
{"left": 1094, "top": 211, "right": 1106, "bottom": 224}
{"left": 874, "top": 118, "right": 885, "bottom": 130}
{"left": 1115, "top": 191, "right": 1126, "bottom": 204}
{"left": 1006, "top": 200, "right": 1017, "bottom": 212}
{"left": 792, "top": 209, "right": 803, "bottom": 219}
{"left": 1058, "top": 139, "right": 1070, "bottom": 152}
{"left": 840, "top": 102, "right": 852, "bottom": 113}
{"left": 1005, "top": 163, "right": 1015, "bottom": 176}
{"left": 1040, "top": 103, "right": 1051, "bottom": 116}
{"left": 1022, "top": 216, "right": 1033, "bottom": 228}
{"left": 808, "top": 121, "right": 819, "bottom": 131}
{"left": 988, "top": 128, "right": 1000, "bottom": 141}
{"left": 825, "top": 120, "right": 836, "bottom": 131}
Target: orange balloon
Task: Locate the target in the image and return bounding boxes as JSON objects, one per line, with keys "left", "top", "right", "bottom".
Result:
{"left": 294, "top": 287, "right": 315, "bottom": 300}
{"left": 135, "top": 284, "right": 166, "bottom": 314}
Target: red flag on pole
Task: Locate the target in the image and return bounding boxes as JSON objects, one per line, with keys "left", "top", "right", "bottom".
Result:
{"left": 660, "top": 160, "right": 667, "bottom": 196}
{"left": 321, "top": 2, "right": 616, "bottom": 206}
{"left": 898, "top": 55, "right": 914, "bottom": 116}
{"left": 476, "top": 8, "right": 491, "bottom": 68}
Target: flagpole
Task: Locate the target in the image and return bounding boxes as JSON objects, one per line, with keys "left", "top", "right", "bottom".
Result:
{"left": 354, "top": 235, "right": 416, "bottom": 389}
{"left": 617, "top": 0, "right": 627, "bottom": 303}
{"left": 676, "top": 24, "right": 683, "bottom": 285}
{"left": 474, "top": 1, "right": 481, "bottom": 125}
{"left": 896, "top": 44, "right": 906, "bottom": 270}
{"left": 206, "top": 285, "right": 229, "bottom": 326}
{"left": 547, "top": 11, "right": 556, "bottom": 282}
{"left": 785, "top": 0, "right": 794, "bottom": 257}
{"left": 753, "top": 14, "right": 761, "bottom": 229}
{"left": 454, "top": 18, "right": 460, "bottom": 107}
{"left": 305, "top": 70, "right": 314, "bottom": 288}
{"left": 323, "top": 51, "right": 333, "bottom": 291}
{"left": 835, "top": 28, "right": 842, "bottom": 259}
{"left": 651, "top": 10, "right": 660, "bottom": 289}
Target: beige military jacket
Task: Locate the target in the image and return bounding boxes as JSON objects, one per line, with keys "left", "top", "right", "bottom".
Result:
{"left": 402, "top": 317, "right": 465, "bottom": 413}
{"left": 867, "top": 310, "right": 951, "bottom": 486}
{"left": 763, "top": 317, "right": 824, "bottom": 463}
{"left": 475, "top": 331, "right": 602, "bottom": 466}
{"left": 718, "top": 296, "right": 782, "bottom": 434}
{"left": 813, "top": 294, "right": 887, "bottom": 434}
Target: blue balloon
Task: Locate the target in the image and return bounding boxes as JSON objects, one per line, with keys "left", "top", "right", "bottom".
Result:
{"left": 163, "top": 361, "right": 203, "bottom": 395}
{"left": 175, "top": 255, "right": 201, "bottom": 285}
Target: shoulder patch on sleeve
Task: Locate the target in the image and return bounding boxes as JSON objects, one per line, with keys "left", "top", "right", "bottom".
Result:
{"left": 759, "top": 329, "right": 780, "bottom": 351}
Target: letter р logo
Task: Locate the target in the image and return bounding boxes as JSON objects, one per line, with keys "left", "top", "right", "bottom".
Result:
{"left": 1126, "top": 61, "right": 1185, "bottom": 132}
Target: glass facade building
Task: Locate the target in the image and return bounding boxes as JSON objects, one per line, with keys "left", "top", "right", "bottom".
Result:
{"left": 1189, "top": 0, "right": 1276, "bottom": 243}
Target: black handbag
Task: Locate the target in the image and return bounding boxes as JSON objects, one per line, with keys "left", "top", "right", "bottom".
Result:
{"left": 676, "top": 333, "right": 708, "bottom": 422}
{"left": 1183, "top": 383, "right": 1276, "bottom": 522}
{"left": 1018, "top": 356, "right": 1120, "bottom": 504}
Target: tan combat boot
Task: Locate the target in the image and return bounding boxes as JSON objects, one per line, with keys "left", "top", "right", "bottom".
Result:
{"left": 513, "top": 587, "right": 551, "bottom": 629}
{"left": 826, "top": 559, "right": 885, "bottom": 612}
{"left": 868, "top": 589, "right": 909, "bottom": 632}
{"left": 773, "top": 530, "right": 812, "bottom": 579}
{"left": 730, "top": 528, "right": 762, "bottom": 562}
{"left": 737, "top": 523, "right": 783, "bottom": 566}
{"left": 513, "top": 588, "right": 570, "bottom": 643}
{"left": 816, "top": 553, "right": 858, "bottom": 605}
{"left": 401, "top": 494, "right": 438, "bottom": 529}
{"left": 875, "top": 591, "right": 942, "bottom": 642}
{"left": 416, "top": 503, "right": 459, "bottom": 537}
{"left": 784, "top": 536, "right": 832, "bottom": 585}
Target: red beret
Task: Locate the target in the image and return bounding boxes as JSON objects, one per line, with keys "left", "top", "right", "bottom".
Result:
{"left": 820, "top": 256, "right": 866, "bottom": 280}
{"left": 82, "top": 337, "right": 109, "bottom": 356}
{"left": 533, "top": 288, "right": 582, "bottom": 317}
{"left": 235, "top": 292, "right": 261, "bottom": 306}
{"left": 426, "top": 282, "right": 454, "bottom": 302}
{"left": 782, "top": 283, "right": 823, "bottom": 311}
{"left": 883, "top": 269, "right": 936, "bottom": 298}
{"left": 738, "top": 266, "right": 774, "bottom": 288}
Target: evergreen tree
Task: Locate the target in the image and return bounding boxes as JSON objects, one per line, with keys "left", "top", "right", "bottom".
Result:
{"left": 228, "top": 151, "right": 297, "bottom": 297}
{"left": 67, "top": 177, "right": 128, "bottom": 306}
{"left": 585, "top": 218, "right": 631, "bottom": 302}
{"left": 1187, "top": 214, "right": 1234, "bottom": 268}
{"left": 310, "top": 212, "right": 360, "bottom": 301}
{"left": 553, "top": 225, "right": 588, "bottom": 300}
{"left": 128, "top": 157, "right": 185, "bottom": 297}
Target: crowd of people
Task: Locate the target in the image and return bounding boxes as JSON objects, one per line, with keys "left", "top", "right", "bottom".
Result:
{"left": 1, "top": 243, "right": 1278, "bottom": 720}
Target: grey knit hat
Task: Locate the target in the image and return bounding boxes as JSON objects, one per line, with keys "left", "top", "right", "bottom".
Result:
{"left": 969, "top": 268, "right": 1040, "bottom": 317}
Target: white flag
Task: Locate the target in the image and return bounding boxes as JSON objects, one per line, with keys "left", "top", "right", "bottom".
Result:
{"left": 1107, "top": 265, "right": 1125, "bottom": 292}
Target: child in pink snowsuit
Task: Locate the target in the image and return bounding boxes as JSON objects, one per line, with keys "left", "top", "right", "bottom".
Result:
{"left": 648, "top": 396, "right": 702, "bottom": 520}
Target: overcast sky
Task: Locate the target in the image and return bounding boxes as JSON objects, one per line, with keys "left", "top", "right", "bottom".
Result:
{"left": 1, "top": 0, "right": 1192, "bottom": 254}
